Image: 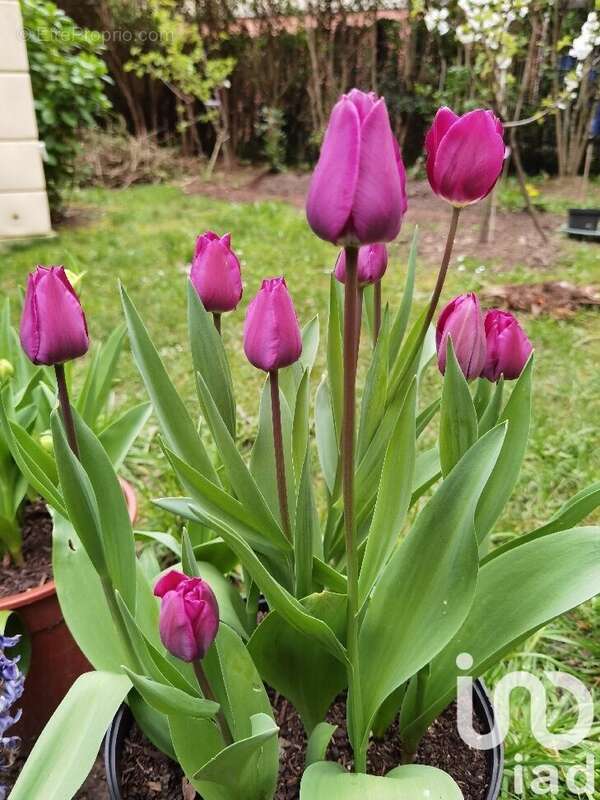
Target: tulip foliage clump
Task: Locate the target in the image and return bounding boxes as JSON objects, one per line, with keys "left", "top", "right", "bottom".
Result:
{"left": 8, "top": 95, "right": 600, "bottom": 800}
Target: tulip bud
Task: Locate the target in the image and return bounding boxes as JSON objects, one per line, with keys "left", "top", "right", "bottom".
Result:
{"left": 426, "top": 107, "right": 505, "bottom": 207}
{"left": 244, "top": 277, "right": 302, "bottom": 372}
{"left": 436, "top": 293, "right": 487, "bottom": 380}
{"left": 39, "top": 431, "right": 54, "bottom": 454}
{"left": 306, "top": 89, "right": 407, "bottom": 245}
{"left": 154, "top": 570, "right": 219, "bottom": 662}
{"left": 0, "top": 359, "right": 14, "bottom": 382}
{"left": 482, "top": 309, "right": 532, "bottom": 382}
{"left": 190, "top": 231, "right": 243, "bottom": 313}
{"left": 20, "top": 266, "right": 89, "bottom": 366}
{"left": 334, "top": 244, "right": 388, "bottom": 287}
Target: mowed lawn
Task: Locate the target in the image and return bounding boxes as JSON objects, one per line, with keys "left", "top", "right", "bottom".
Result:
{"left": 1, "top": 182, "right": 600, "bottom": 795}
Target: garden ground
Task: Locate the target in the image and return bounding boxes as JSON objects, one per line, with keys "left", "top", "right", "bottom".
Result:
{"left": 1, "top": 175, "right": 599, "bottom": 797}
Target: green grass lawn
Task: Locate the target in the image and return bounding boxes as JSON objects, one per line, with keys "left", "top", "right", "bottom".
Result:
{"left": 1, "top": 182, "right": 599, "bottom": 796}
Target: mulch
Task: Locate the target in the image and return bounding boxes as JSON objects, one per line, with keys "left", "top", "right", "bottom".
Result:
{"left": 482, "top": 280, "right": 600, "bottom": 317}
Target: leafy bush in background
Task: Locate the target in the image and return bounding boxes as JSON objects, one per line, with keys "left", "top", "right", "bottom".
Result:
{"left": 21, "top": 0, "right": 112, "bottom": 216}
{"left": 256, "top": 106, "right": 287, "bottom": 173}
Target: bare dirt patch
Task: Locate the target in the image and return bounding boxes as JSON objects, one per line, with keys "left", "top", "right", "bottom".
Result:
{"left": 184, "top": 167, "right": 565, "bottom": 271}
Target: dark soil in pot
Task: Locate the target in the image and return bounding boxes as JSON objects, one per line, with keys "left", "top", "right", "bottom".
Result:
{"left": 0, "top": 501, "right": 53, "bottom": 597}
{"left": 107, "top": 683, "right": 501, "bottom": 800}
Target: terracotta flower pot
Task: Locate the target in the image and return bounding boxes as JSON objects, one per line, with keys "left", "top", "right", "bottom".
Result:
{"left": 0, "top": 478, "right": 138, "bottom": 746}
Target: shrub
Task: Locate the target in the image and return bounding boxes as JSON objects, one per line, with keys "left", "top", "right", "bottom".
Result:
{"left": 21, "top": 0, "right": 112, "bottom": 215}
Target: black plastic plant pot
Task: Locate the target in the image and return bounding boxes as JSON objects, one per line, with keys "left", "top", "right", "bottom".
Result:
{"left": 566, "top": 208, "right": 600, "bottom": 239}
{"left": 104, "top": 678, "right": 504, "bottom": 800}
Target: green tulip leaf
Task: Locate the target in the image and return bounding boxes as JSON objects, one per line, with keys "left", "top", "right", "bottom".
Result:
{"left": 315, "top": 376, "right": 338, "bottom": 496}
{"left": 250, "top": 375, "right": 295, "bottom": 528}
{"left": 123, "top": 667, "right": 219, "bottom": 718}
{"left": 76, "top": 325, "right": 126, "bottom": 426}
{"left": 120, "top": 283, "right": 219, "bottom": 483}
{"left": 300, "top": 761, "right": 463, "bottom": 800}
{"left": 191, "top": 506, "right": 348, "bottom": 666}
{"left": 191, "top": 713, "right": 279, "bottom": 800}
{"left": 71, "top": 409, "right": 137, "bottom": 613}
{"left": 439, "top": 340, "right": 478, "bottom": 477}
{"left": 248, "top": 591, "right": 347, "bottom": 733}
{"left": 306, "top": 723, "right": 338, "bottom": 766}
{"left": 294, "top": 449, "right": 319, "bottom": 597}
{"left": 98, "top": 401, "right": 152, "bottom": 470}
{"left": 359, "top": 425, "right": 506, "bottom": 746}
{"left": 389, "top": 227, "right": 418, "bottom": 360}
{"left": 326, "top": 274, "right": 343, "bottom": 444}
{"left": 188, "top": 281, "right": 237, "bottom": 438}
{"left": 195, "top": 371, "right": 287, "bottom": 547}
{"left": 357, "top": 311, "right": 390, "bottom": 460}
{"left": 50, "top": 412, "right": 108, "bottom": 579}
{"left": 203, "top": 622, "right": 276, "bottom": 744}
{"left": 401, "top": 525, "right": 600, "bottom": 750}
{"left": 8, "top": 671, "right": 131, "bottom": 800}
{"left": 475, "top": 357, "right": 533, "bottom": 543}
{"left": 359, "top": 379, "right": 417, "bottom": 606}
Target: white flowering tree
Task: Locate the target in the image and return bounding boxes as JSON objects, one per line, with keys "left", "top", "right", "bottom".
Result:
{"left": 553, "top": 10, "right": 600, "bottom": 176}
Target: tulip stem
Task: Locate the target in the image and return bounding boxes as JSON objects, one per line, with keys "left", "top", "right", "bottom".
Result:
{"left": 373, "top": 280, "right": 382, "bottom": 347}
{"left": 269, "top": 370, "right": 292, "bottom": 544}
{"left": 342, "top": 245, "right": 366, "bottom": 773}
{"left": 423, "top": 206, "right": 461, "bottom": 334}
{"left": 194, "top": 660, "right": 233, "bottom": 745}
{"left": 356, "top": 287, "right": 364, "bottom": 366}
{"left": 54, "top": 364, "right": 79, "bottom": 458}
{"left": 212, "top": 312, "right": 222, "bottom": 335}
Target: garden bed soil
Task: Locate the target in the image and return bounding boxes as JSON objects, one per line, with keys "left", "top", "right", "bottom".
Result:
{"left": 109, "top": 691, "right": 490, "bottom": 800}
{"left": 183, "top": 167, "right": 562, "bottom": 271}
{"left": 0, "top": 501, "right": 53, "bottom": 599}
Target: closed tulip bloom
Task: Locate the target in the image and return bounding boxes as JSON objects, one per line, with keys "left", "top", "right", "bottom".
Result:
{"left": 426, "top": 107, "right": 505, "bottom": 207}
{"left": 306, "top": 89, "right": 407, "bottom": 245}
{"left": 436, "top": 293, "right": 487, "bottom": 380}
{"left": 482, "top": 309, "right": 532, "bottom": 382}
{"left": 20, "top": 266, "right": 89, "bottom": 366}
{"left": 190, "top": 231, "right": 242, "bottom": 313}
{"left": 244, "top": 277, "right": 302, "bottom": 372}
{"left": 154, "top": 570, "right": 219, "bottom": 662}
{"left": 334, "top": 243, "right": 388, "bottom": 287}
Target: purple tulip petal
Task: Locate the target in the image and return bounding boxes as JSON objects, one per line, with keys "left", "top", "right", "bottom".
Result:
{"left": 437, "top": 293, "right": 487, "bottom": 379}
{"left": 350, "top": 99, "right": 406, "bottom": 243}
{"left": 191, "top": 238, "right": 243, "bottom": 313}
{"left": 20, "top": 267, "right": 88, "bottom": 366}
{"left": 244, "top": 277, "right": 302, "bottom": 372}
{"left": 482, "top": 310, "right": 532, "bottom": 381}
{"left": 425, "top": 107, "right": 459, "bottom": 195}
{"left": 306, "top": 97, "right": 361, "bottom": 244}
{"left": 159, "top": 591, "right": 199, "bottom": 662}
{"left": 347, "top": 88, "right": 377, "bottom": 121}
{"left": 154, "top": 569, "right": 187, "bottom": 598}
{"left": 433, "top": 109, "right": 505, "bottom": 206}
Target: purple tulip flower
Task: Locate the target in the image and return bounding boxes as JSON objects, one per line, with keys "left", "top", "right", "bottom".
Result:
{"left": 306, "top": 89, "right": 407, "bottom": 245}
{"left": 482, "top": 309, "right": 532, "bottom": 381}
{"left": 244, "top": 277, "right": 302, "bottom": 372}
{"left": 190, "top": 231, "right": 243, "bottom": 313}
{"left": 20, "top": 267, "right": 89, "bottom": 366}
{"left": 436, "top": 293, "right": 487, "bottom": 380}
{"left": 154, "top": 570, "right": 220, "bottom": 663}
{"left": 334, "top": 243, "right": 388, "bottom": 287}
{"left": 426, "top": 107, "right": 505, "bottom": 207}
